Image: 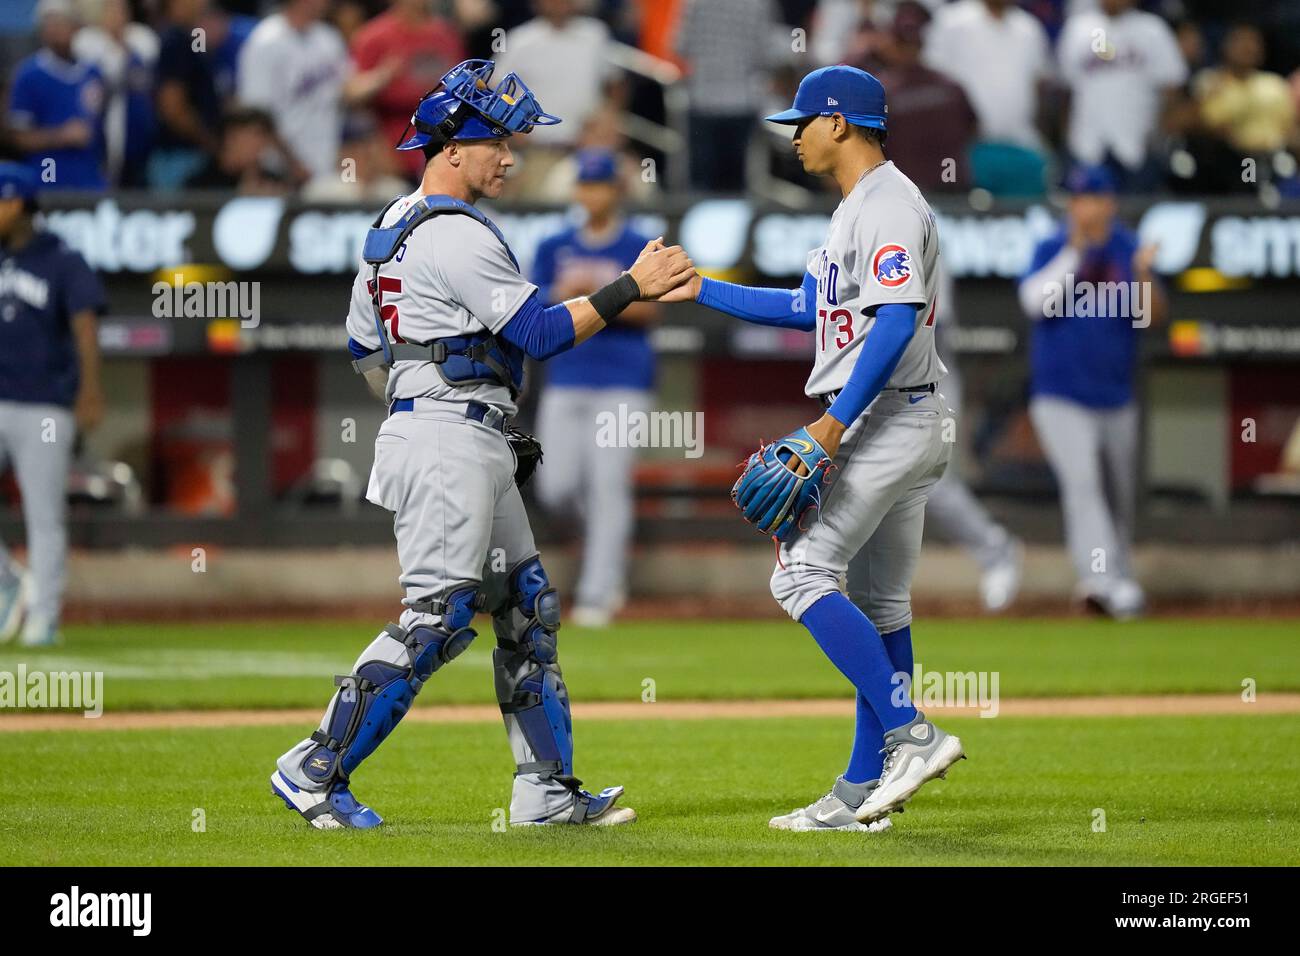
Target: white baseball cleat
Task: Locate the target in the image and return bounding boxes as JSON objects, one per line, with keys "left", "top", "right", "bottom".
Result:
{"left": 18, "top": 612, "right": 60, "bottom": 648}
{"left": 770, "top": 776, "right": 893, "bottom": 832}
{"left": 980, "top": 538, "right": 1023, "bottom": 613}
{"left": 854, "top": 712, "right": 965, "bottom": 824}
{"left": 1077, "top": 579, "right": 1146, "bottom": 620}
{"left": 511, "top": 783, "right": 636, "bottom": 826}
{"left": 0, "top": 566, "right": 29, "bottom": 644}
{"left": 271, "top": 770, "right": 383, "bottom": 829}
{"left": 1106, "top": 579, "right": 1146, "bottom": 620}
{"left": 570, "top": 606, "right": 613, "bottom": 629}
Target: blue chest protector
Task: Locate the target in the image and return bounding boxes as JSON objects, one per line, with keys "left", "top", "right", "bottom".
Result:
{"left": 352, "top": 194, "right": 526, "bottom": 398}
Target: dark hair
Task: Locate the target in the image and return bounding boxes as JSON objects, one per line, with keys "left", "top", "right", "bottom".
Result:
{"left": 859, "top": 125, "right": 887, "bottom": 149}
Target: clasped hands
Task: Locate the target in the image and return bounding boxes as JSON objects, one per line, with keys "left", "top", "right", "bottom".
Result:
{"left": 626, "top": 237, "right": 701, "bottom": 303}
{"left": 624, "top": 237, "right": 843, "bottom": 467}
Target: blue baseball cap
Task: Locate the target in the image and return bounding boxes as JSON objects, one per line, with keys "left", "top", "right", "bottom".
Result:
{"left": 765, "top": 65, "right": 888, "bottom": 130}
{"left": 1064, "top": 163, "right": 1118, "bottom": 195}
{"left": 575, "top": 149, "right": 618, "bottom": 183}
{"left": 0, "top": 161, "right": 37, "bottom": 200}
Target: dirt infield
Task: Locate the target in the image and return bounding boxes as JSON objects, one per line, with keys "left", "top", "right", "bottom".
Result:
{"left": 2, "top": 692, "right": 1296, "bottom": 732}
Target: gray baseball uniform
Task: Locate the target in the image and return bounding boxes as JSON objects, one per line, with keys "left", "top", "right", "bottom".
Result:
{"left": 534, "top": 386, "right": 648, "bottom": 611}
{"left": 277, "top": 192, "right": 597, "bottom": 824}
{"left": 0, "top": 402, "right": 73, "bottom": 635}
{"left": 771, "top": 162, "right": 951, "bottom": 633}
{"left": 1019, "top": 243, "right": 1140, "bottom": 600}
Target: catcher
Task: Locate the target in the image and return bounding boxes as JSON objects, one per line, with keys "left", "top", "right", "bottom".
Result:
{"left": 658, "top": 65, "right": 965, "bottom": 831}
{"left": 271, "top": 59, "right": 693, "bottom": 829}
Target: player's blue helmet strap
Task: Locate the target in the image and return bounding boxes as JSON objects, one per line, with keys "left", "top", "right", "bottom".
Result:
{"left": 765, "top": 65, "right": 887, "bottom": 130}
{"left": 397, "top": 58, "right": 562, "bottom": 151}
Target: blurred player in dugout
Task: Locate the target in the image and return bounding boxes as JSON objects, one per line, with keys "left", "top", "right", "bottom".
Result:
{"left": 1019, "top": 164, "right": 1165, "bottom": 619}
{"left": 531, "top": 149, "right": 660, "bottom": 628}
{"left": 0, "top": 162, "right": 107, "bottom": 646}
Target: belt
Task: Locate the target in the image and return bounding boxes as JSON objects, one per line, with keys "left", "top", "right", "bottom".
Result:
{"left": 388, "top": 397, "right": 507, "bottom": 433}
{"left": 818, "top": 382, "right": 936, "bottom": 409}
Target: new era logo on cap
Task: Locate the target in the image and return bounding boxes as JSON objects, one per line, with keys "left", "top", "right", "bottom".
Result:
{"left": 827, "top": 97, "right": 838, "bottom": 106}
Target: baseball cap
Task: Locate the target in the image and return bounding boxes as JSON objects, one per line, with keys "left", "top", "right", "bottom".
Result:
{"left": 1064, "top": 163, "right": 1118, "bottom": 195}
{"left": 0, "top": 162, "right": 38, "bottom": 201}
{"left": 575, "top": 149, "right": 618, "bottom": 183}
{"left": 765, "top": 65, "right": 888, "bottom": 130}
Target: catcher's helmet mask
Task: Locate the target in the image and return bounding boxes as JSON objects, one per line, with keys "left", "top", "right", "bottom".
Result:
{"left": 397, "top": 59, "right": 561, "bottom": 153}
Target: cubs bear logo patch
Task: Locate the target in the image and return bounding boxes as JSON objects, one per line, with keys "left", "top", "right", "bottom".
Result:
{"left": 872, "top": 244, "right": 912, "bottom": 288}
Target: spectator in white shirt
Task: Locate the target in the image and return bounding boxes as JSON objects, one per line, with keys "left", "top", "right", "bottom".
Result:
{"left": 73, "top": 0, "right": 158, "bottom": 187}
{"left": 921, "top": 0, "right": 1053, "bottom": 195}
{"left": 236, "top": 0, "right": 396, "bottom": 187}
{"left": 1057, "top": 0, "right": 1187, "bottom": 190}
{"left": 495, "top": 0, "right": 618, "bottom": 198}
{"left": 923, "top": 0, "right": 1052, "bottom": 149}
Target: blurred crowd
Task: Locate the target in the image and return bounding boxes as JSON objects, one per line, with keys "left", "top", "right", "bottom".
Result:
{"left": 2, "top": 0, "right": 1298, "bottom": 200}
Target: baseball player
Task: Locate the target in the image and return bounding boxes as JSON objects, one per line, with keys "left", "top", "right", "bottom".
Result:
{"left": 0, "top": 161, "right": 107, "bottom": 647}
{"left": 270, "top": 60, "right": 692, "bottom": 829}
{"left": 532, "top": 149, "right": 660, "bottom": 628}
{"left": 1019, "top": 164, "right": 1164, "bottom": 619}
{"left": 659, "top": 65, "right": 965, "bottom": 830}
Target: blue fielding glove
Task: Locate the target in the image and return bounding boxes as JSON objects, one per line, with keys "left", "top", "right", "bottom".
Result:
{"left": 731, "top": 426, "right": 834, "bottom": 541}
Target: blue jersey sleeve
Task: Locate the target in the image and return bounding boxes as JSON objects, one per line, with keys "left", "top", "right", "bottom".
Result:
{"left": 8, "top": 62, "right": 41, "bottom": 126}
{"left": 696, "top": 272, "right": 816, "bottom": 331}
{"left": 498, "top": 291, "right": 576, "bottom": 361}
{"left": 826, "top": 303, "right": 918, "bottom": 427}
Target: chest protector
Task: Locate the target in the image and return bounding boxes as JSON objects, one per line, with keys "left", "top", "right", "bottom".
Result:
{"left": 351, "top": 194, "right": 526, "bottom": 398}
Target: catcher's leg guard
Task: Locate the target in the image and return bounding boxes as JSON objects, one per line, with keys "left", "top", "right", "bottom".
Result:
{"left": 492, "top": 558, "right": 570, "bottom": 780}
{"left": 491, "top": 557, "right": 632, "bottom": 824}
{"left": 282, "top": 586, "right": 480, "bottom": 790}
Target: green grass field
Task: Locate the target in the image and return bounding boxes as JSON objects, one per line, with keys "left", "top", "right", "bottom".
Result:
{"left": 2, "top": 617, "right": 1296, "bottom": 711}
{"left": 2, "top": 715, "right": 1297, "bottom": 866}
{"left": 1, "top": 617, "right": 1297, "bottom": 866}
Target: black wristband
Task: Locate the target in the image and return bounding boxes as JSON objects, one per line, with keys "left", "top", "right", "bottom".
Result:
{"left": 588, "top": 271, "right": 641, "bottom": 322}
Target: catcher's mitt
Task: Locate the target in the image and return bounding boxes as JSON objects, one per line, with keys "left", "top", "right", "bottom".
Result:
{"left": 506, "top": 426, "right": 544, "bottom": 488}
{"left": 731, "top": 426, "right": 834, "bottom": 541}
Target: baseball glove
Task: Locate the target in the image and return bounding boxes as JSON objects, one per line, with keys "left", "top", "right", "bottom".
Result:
{"left": 731, "top": 426, "right": 834, "bottom": 541}
{"left": 506, "top": 426, "right": 544, "bottom": 488}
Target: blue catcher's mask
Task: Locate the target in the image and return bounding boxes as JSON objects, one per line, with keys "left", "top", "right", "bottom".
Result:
{"left": 396, "top": 59, "right": 561, "bottom": 152}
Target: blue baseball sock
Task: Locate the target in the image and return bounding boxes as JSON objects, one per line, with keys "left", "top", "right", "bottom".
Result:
{"left": 801, "top": 593, "right": 918, "bottom": 781}
{"left": 883, "top": 625, "right": 914, "bottom": 689}
{"left": 845, "top": 625, "right": 916, "bottom": 783}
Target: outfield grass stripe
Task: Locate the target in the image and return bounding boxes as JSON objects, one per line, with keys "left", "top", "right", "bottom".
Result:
{"left": 2, "top": 691, "right": 1296, "bottom": 732}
